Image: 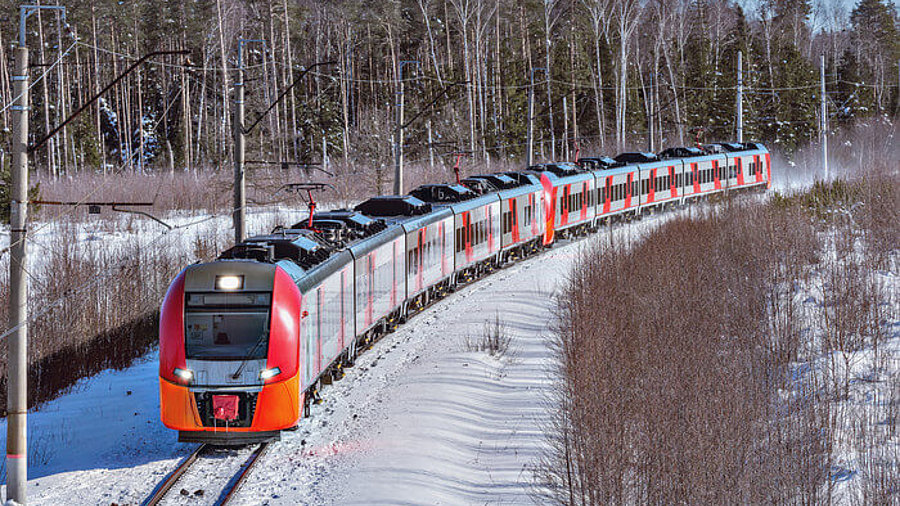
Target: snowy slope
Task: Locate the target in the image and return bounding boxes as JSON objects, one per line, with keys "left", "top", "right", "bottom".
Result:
{"left": 0, "top": 206, "right": 667, "bottom": 506}
{"left": 0, "top": 228, "right": 593, "bottom": 505}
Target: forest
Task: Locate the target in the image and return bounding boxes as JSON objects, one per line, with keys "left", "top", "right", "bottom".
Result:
{"left": 0, "top": 0, "right": 895, "bottom": 181}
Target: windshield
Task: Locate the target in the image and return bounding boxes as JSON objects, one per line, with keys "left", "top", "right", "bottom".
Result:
{"left": 185, "top": 292, "right": 271, "bottom": 360}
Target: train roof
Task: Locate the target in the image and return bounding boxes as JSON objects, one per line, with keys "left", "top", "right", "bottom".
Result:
{"left": 467, "top": 173, "right": 519, "bottom": 190}
{"left": 459, "top": 178, "right": 497, "bottom": 195}
{"left": 399, "top": 206, "right": 454, "bottom": 234}
{"left": 525, "top": 162, "right": 585, "bottom": 177}
{"left": 614, "top": 152, "right": 659, "bottom": 164}
{"left": 409, "top": 183, "right": 479, "bottom": 203}
{"left": 577, "top": 156, "right": 621, "bottom": 170}
{"left": 219, "top": 229, "right": 332, "bottom": 271}
{"left": 658, "top": 146, "right": 705, "bottom": 159}
{"left": 501, "top": 172, "right": 541, "bottom": 186}
{"left": 354, "top": 195, "right": 433, "bottom": 217}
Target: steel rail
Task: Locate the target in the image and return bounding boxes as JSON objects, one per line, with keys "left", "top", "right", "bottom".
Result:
{"left": 218, "top": 442, "right": 270, "bottom": 505}
{"left": 143, "top": 443, "right": 208, "bottom": 506}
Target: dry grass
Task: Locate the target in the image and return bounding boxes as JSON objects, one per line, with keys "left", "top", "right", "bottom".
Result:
{"left": 465, "top": 314, "right": 513, "bottom": 358}
{"left": 29, "top": 157, "right": 525, "bottom": 222}
{"left": 543, "top": 172, "right": 898, "bottom": 503}
{"left": 0, "top": 218, "right": 223, "bottom": 410}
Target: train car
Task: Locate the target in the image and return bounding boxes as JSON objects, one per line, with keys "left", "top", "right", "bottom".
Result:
{"left": 466, "top": 173, "right": 544, "bottom": 261}
{"left": 524, "top": 163, "right": 595, "bottom": 239}
{"left": 714, "top": 142, "right": 771, "bottom": 190}
{"left": 591, "top": 161, "right": 640, "bottom": 221}
{"left": 674, "top": 150, "right": 729, "bottom": 200}
{"left": 159, "top": 211, "right": 400, "bottom": 443}
{"left": 400, "top": 208, "right": 455, "bottom": 307}
{"left": 616, "top": 152, "right": 685, "bottom": 212}
{"left": 160, "top": 230, "right": 335, "bottom": 443}
{"left": 410, "top": 183, "right": 502, "bottom": 277}
{"left": 351, "top": 197, "right": 423, "bottom": 334}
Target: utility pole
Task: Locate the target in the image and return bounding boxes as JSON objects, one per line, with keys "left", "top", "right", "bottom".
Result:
{"left": 647, "top": 72, "right": 654, "bottom": 152}
{"left": 393, "top": 60, "right": 418, "bottom": 195}
{"left": 563, "top": 96, "right": 569, "bottom": 160}
{"left": 8, "top": 37, "right": 30, "bottom": 506}
{"left": 8, "top": 7, "right": 68, "bottom": 503}
{"left": 820, "top": 53, "right": 828, "bottom": 181}
{"left": 233, "top": 39, "right": 265, "bottom": 245}
{"left": 526, "top": 67, "right": 547, "bottom": 167}
{"left": 736, "top": 50, "right": 744, "bottom": 143}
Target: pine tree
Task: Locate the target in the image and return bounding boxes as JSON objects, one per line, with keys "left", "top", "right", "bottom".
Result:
{"left": 848, "top": 0, "right": 900, "bottom": 113}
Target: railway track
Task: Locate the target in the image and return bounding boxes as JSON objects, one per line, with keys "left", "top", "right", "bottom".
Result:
{"left": 143, "top": 442, "right": 269, "bottom": 506}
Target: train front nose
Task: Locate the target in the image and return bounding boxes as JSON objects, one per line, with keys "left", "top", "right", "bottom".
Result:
{"left": 159, "top": 261, "right": 301, "bottom": 443}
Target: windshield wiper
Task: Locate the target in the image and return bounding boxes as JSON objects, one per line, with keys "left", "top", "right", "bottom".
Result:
{"left": 231, "top": 332, "right": 268, "bottom": 380}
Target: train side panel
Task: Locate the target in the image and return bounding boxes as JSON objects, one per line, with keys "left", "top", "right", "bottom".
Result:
{"left": 405, "top": 213, "right": 455, "bottom": 298}
{"left": 453, "top": 196, "right": 501, "bottom": 269}
{"left": 554, "top": 175, "right": 595, "bottom": 233}
{"left": 595, "top": 167, "right": 639, "bottom": 218}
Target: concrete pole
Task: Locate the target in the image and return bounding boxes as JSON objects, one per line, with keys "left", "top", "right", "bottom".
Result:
{"left": 233, "top": 60, "right": 246, "bottom": 244}
{"left": 736, "top": 51, "right": 743, "bottom": 143}
{"left": 526, "top": 68, "right": 546, "bottom": 167}
{"left": 393, "top": 74, "right": 404, "bottom": 194}
{"left": 563, "top": 96, "right": 569, "bottom": 160}
{"left": 647, "top": 72, "right": 654, "bottom": 153}
{"left": 427, "top": 119, "right": 435, "bottom": 169}
{"left": 392, "top": 61, "right": 419, "bottom": 195}
{"left": 821, "top": 53, "right": 828, "bottom": 181}
{"left": 8, "top": 45, "right": 29, "bottom": 505}
{"left": 526, "top": 71, "right": 535, "bottom": 167}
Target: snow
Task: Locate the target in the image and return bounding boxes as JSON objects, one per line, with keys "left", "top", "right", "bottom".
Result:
{"left": 0, "top": 205, "right": 668, "bottom": 505}
{"left": 0, "top": 225, "right": 600, "bottom": 505}
{"left": 0, "top": 191, "right": 894, "bottom": 504}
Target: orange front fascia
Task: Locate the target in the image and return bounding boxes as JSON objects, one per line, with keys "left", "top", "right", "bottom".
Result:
{"left": 252, "top": 374, "right": 301, "bottom": 429}
{"left": 160, "top": 379, "right": 202, "bottom": 430}
{"left": 160, "top": 374, "right": 301, "bottom": 432}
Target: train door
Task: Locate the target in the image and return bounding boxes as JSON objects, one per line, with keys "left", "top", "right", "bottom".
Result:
{"left": 604, "top": 176, "right": 612, "bottom": 214}
{"left": 691, "top": 162, "right": 700, "bottom": 195}
{"left": 581, "top": 181, "right": 588, "bottom": 221}
{"left": 669, "top": 166, "right": 677, "bottom": 198}
{"left": 625, "top": 173, "right": 633, "bottom": 209}
{"left": 366, "top": 253, "right": 375, "bottom": 327}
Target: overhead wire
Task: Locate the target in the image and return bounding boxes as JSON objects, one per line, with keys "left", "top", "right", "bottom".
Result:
{"left": 0, "top": 41, "right": 78, "bottom": 115}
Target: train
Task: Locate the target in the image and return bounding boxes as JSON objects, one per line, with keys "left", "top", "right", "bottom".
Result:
{"left": 159, "top": 142, "right": 771, "bottom": 444}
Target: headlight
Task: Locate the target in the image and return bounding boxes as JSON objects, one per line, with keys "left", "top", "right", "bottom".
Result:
{"left": 173, "top": 367, "right": 194, "bottom": 382}
{"left": 215, "top": 274, "right": 243, "bottom": 291}
{"left": 259, "top": 367, "right": 281, "bottom": 380}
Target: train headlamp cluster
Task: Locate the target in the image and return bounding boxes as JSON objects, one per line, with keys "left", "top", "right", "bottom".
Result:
{"left": 215, "top": 275, "right": 244, "bottom": 291}
{"left": 173, "top": 367, "right": 194, "bottom": 382}
{"left": 259, "top": 367, "right": 281, "bottom": 380}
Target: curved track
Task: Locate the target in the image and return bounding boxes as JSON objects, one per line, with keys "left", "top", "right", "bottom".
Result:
{"left": 143, "top": 443, "right": 269, "bottom": 506}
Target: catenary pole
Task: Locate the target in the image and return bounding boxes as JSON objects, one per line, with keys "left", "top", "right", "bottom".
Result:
{"left": 393, "top": 60, "right": 418, "bottom": 195}
{"left": 233, "top": 39, "right": 265, "bottom": 244}
{"left": 526, "top": 67, "right": 547, "bottom": 167}
{"left": 8, "top": 7, "right": 68, "bottom": 503}
{"left": 737, "top": 51, "right": 743, "bottom": 143}
{"left": 821, "top": 53, "right": 828, "bottom": 181}
{"left": 8, "top": 42, "right": 29, "bottom": 506}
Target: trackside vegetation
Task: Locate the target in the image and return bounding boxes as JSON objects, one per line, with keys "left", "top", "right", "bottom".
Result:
{"left": 545, "top": 174, "right": 898, "bottom": 504}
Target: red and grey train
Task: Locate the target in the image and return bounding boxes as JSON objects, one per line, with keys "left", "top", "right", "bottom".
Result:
{"left": 159, "top": 142, "right": 771, "bottom": 443}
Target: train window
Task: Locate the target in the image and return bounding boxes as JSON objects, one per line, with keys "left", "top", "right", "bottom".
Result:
{"left": 185, "top": 309, "right": 270, "bottom": 360}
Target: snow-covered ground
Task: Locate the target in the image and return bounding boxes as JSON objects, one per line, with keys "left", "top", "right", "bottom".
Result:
{"left": 0, "top": 222, "right": 620, "bottom": 505}
{"left": 0, "top": 186, "right": 895, "bottom": 504}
